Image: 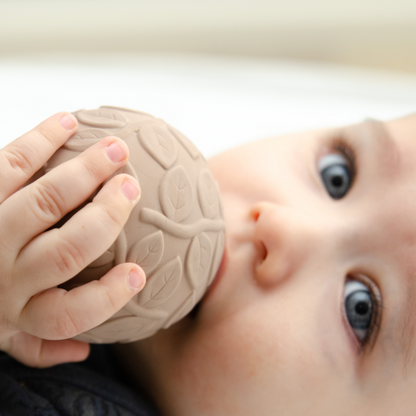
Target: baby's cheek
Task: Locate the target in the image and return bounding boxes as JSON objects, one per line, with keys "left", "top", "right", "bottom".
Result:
{"left": 176, "top": 311, "right": 283, "bottom": 403}
{"left": 174, "top": 301, "right": 353, "bottom": 415}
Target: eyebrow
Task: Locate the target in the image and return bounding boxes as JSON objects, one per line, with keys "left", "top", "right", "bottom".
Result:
{"left": 341, "top": 119, "right": 401, "bottom": 178}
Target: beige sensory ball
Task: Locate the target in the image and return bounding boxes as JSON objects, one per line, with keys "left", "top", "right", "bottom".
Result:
{"left": 44, "top": 106, "right": 225, "bottom": 343}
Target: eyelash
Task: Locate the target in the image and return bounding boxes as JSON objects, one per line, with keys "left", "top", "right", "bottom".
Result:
{"left": 345, "top": 275, "right": 383, "bottom": 353}
{"left": 329, "top": 137, "right": 358, "bottom": 187}
{"left": 324, "top": 138, "right": 382, "bottom": 352}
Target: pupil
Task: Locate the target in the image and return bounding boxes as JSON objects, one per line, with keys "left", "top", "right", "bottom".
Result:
{"left": 355, "top": 302, "right": 369, "bottom": 315}
{"left": 331, "top": 176, "right": 343, "bottom": 187}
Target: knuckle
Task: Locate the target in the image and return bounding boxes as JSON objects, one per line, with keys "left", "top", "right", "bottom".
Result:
{"left": 53, "top": 309, "right": 80, "bottom": 339}
{"left": 34, "top": 126, "right": 57, "bottom": 148}
{"left": 100, "top": 286, "right": 117, "bottom": 311}
{"left": 52, "top": 238, "right": 87, "bottom": 277}
{"left": 100, "top": 204, "right": 126, "bottom": 230}
{"left": 2, "top": 144, "right": 37, "bottom": 178}
{"left": 29, "top": 182, "right": 65, "bottom": 223}
{"left": 80, "top": 156, "right": 103, "bottom": 184}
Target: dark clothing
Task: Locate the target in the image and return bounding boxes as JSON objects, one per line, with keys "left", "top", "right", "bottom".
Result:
{"left": 0, "top": 344, "right": 161, "bottom": 416}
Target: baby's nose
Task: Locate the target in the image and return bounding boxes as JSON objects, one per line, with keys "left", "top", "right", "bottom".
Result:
{"left": 251, "top": 202, "right": 320, "bottom": 288}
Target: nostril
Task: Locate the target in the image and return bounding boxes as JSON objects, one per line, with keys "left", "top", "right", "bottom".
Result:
{"left": 261, "top": 241, "right": 267, "bottom": 262}
{"left": 257, "top": 240, "right": 267, "bottom": 263}
{"left": 250, "top": 208, "right": 261, "bottom": 222}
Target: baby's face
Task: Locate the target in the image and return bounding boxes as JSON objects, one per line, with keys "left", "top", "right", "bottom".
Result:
{"left": 116, "top": 114, "right": 416, "bottom": 415}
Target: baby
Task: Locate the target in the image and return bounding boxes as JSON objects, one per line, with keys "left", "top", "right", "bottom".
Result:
{"left": 1, "top": 111, "right": 416, "bottom": 415}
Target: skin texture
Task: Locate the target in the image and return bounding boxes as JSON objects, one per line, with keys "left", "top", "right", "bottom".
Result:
{"left": 0, "top": 113, "right": 146, "bottom": 367}
{"left": 113, "top": 113, "right": 416, "bottom": 416}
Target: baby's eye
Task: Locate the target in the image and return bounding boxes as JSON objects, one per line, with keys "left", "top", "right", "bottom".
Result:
{"left": 344, "top": 280, "right": 373, "bottom": 343}
{"left": 319, "top": 153, "right": 352, "bottom": 199}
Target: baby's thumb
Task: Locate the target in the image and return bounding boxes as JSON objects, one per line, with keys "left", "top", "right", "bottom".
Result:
{"left": 18, "top": 264, "right": 146, "bottom": 341}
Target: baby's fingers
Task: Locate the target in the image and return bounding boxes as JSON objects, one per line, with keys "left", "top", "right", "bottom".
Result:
{"left": 18, "top": 264, "right": 146, "bottom": 341}
{"left": 15, "top": 173, "right": 140, "bottom": 295}
{"left": 2, "top": 332, "right": 90, "bottom": 368}
{"left": 0, "top": 112, "right": 77, "bottom": 202}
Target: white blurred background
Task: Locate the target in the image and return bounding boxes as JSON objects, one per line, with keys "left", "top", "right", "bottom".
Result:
{"left": 1, "top": 0, "right": 416, "bottom": 156}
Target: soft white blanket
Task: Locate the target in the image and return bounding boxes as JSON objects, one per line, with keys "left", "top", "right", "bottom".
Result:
{"left": 1, "top": 53, "right": 416, "bottom": 157}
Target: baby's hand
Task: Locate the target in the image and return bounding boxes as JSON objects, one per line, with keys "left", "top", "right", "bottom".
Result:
{"left": 0, "top": 112, "right": 146, "bottom": 368}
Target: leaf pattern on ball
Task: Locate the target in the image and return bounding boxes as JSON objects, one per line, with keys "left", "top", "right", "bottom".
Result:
{"left": 127, "top": 230, "right": 164, "bottom": 275}
{"left": 186, "top": 233, "right": 212, "bottom": 289}
{"left": 100, "top": 105, "right": 155, "bottom": 118}
{"left": 75, "top": 108, "right": 128, "bottom": 128}
{"left": 78, "top": 316, "right": 157, "bottom": 344}
{"left": 138, "top": 256, "right": 182, "bottom": 308}
{"left": 163, "top": 290, "right": 196, "bottom": 329}
{"left": 197, "top": 169, "right": 220, "bottom": 219}
{"left": 138, "top": 124, "right": 178, "bottom": 169}
{"left": 160, "top": 165, "right": 193, "bottom": 222}
{"left": 167, "top": 124, "right": 200, "bottom": 159}
{"left": 64, "top": 128, "right": 109, "bottom": 151}
{"left": 124, "top": 298, "right": 169, "bottom": 319}
{"left": 207, "top": 231, "right": 225, "bottom": 287}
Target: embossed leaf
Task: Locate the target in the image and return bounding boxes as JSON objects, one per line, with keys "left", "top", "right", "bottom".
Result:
{"left": 70, "top": 128, "right": 109, "bottom": 141}
{"left": 160, "top": 165, "right": 193, "bottom": 222}
{"left": 82, "top": 316, "right": 152, "bottom": 343}
{"left": 100, "top": 105, "right": 155, "bottom": 118}
{"left": 167, "top": 124, "right": 200, "bottom": 159}
{"left": 163, "top": 291, "right": 196, "bottom": 329}
{"left": 197, "top": 169, "right": 220, "bottom": 219}
{"left": 138, "top": 124, "right": 178, "bottom": 169}
{"left": 124, "top": 298, "right": 169, "bottom": 320}
{"left": 76, "top": 108, "right": 128, "bottom": 128}
{"left": 138, "top": 257, "right": 182, "bottom": 308}
{"left": 127, "top": 230, "right": 164, "bottom": 275}
{"left": 186, "top": 233, "right": 212, "bottom": 289}
{"left": 64, "top": 128, "right": 109, "bottom": 151}
{"left": 122, "top": 293, "right": 169, "bottom": 321}
{"left": 207, "top": 231, "right": 225, "bottom": 286}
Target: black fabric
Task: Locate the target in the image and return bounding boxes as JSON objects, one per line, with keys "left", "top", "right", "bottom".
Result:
{"left": 0, "top": 344, "right": 162, "bottom": 416}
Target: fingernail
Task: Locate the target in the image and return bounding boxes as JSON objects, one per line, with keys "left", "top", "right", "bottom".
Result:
{"left": 121, "top": 178, "right": 141, "bottom": 202}
{"left": 127, "top": 268, "right": 145, "bottom": 291}
{"left": 106, "top": 140, "right": 127, "bottom": 163}
{"left": 59, "top": 113, "right": 77, "bottom": 130}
